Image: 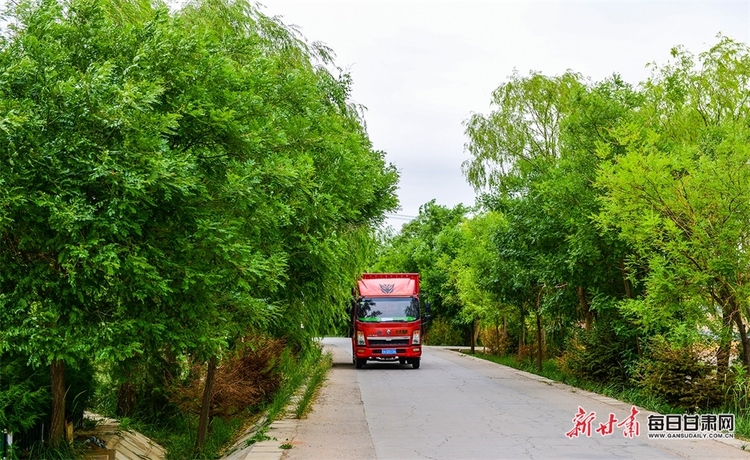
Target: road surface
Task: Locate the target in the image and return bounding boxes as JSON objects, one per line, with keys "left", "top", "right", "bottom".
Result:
{"left": 282, "top": 337, "right": 749, "bottom": 460}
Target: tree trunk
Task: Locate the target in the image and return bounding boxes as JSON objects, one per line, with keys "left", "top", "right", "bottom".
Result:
{"left": 470, "top": 320, "right": 476, "bottom": 354}
{"left": 536, "top": 312, "right": 543, "bottom": 372}
{"left": 116, "top": 381, "right": 137, "bottom": 418}
{"left": 577, "top": 286, "right": 592, "bottom": 330}
{"left": 619, "top": 260, "right": 633, "bottom": 299}
{"left": 636, "top": 336, "right": 643, "bottom": 359}
{"left": 502, "top": 316, "right": 508, "bottom": 355}
{"left": 473, "top": 320, "right": 482, "bottom": 353}
{"left": 494, "top": 318, "right": 500, "bottom": 355}
{"left": 518, "top": 307, "right": 525, "bottom": 359}
{"left": 50, "top": 359, "right": 66, "bottom": 447}
{"left": 732, "top": 309, "right": 750, "bottom": 371}
{"left": 535, "top": 286, "right": 544, "bottom": 373}
{"left": 716, "top": 287, "right": 750, "bottom": 373}
{"left": 194, "top": 356, "right": 217, "bottom": 456}
{"left": 717, "top": 308, "right": 732, "bottom": 376}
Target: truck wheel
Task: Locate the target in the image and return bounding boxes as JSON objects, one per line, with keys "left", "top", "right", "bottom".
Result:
{"left": 411, "top": 358, "right": 420, "bottom": 369}
{"left": 355, "top": 358, "right": 365, "bottom": 369}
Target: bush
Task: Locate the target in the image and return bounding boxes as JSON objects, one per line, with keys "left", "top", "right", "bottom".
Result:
{"left": 137, "top": 336, "right": 293, "bottom": 459}
{"left": 0, "top": 351, "right": 50, "bottom": 435}
{"left": 633, "top": 338, "right": 724, "bottom": 411}
{"left": 169, "top": 336, "right": 285, "bottom": 419}
{"left": 424, "top": 317, "right": 464, "bottom": 346}
{"left": 479, "top": 321, "right": 509, "bottom": 355}
{"left": 0, "top": 352, "right": 95, "bottom": 455}
{"left": 560, "top": 322, "right": 638, "bottom": 385}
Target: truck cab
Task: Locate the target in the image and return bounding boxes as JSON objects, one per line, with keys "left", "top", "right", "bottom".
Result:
{"left": 351, "top": 273, "right": 423, "bottom": 369}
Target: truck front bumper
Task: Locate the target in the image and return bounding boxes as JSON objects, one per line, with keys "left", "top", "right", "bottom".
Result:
{"left": 355, "top": 346, "right": 422, "bottom": 360}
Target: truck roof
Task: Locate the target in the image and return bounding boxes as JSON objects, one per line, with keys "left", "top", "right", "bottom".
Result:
{"left": 358, "top": 273, "right": 419, "bottom": 296}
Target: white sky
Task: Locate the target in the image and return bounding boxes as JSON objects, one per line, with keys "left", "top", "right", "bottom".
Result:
{"left": 258, "top": 0, "right": 750, "bottom": 230}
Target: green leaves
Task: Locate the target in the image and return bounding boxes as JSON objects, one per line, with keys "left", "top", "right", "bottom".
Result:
{"left": 463, "top": 70, "right": 585, "bottom": 193}
{"left": 0, "top": 0, "right": 398, "bottom": 438}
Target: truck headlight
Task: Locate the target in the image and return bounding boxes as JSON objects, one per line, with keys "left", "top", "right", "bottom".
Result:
{"left": 412, "top": 330, "right": 420, "bottom": 345}
{"left": 357, "top": 331, "right": 366, "bottom": 346}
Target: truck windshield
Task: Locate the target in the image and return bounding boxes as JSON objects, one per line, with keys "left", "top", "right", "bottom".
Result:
{"left": 358, "top": 297, "right": 419, "bottom": 322}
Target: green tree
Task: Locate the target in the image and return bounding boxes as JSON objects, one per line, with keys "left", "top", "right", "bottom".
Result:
{"left": 0, "top": 0, "right": 398, "bottom": 450}
{"left": 374, "top": 200, "right": 470, "bottom": 344}
{"left": 463, "top": 71, "right": 643, "bottom": 370}
{"left": 450, "top": 211, "right": 505, "bottom": 353}
{"left": 463, "top": 70, "right": 583, "bottom": 194}
{"left": 596, "top": 37, "right": 750, "bottom": 372}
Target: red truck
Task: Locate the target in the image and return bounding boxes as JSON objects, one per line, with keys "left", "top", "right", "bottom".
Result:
{"left": 351, "top": 273, "right": 424, "bottom": 369}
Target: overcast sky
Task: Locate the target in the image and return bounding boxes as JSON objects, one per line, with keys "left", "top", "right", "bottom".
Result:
{"left": 258, "top": 0, "right": 750, "bottom": 230}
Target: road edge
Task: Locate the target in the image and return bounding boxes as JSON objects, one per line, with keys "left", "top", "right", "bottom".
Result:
{"left": 444, "top": 347, "right": 750, "bottom": 454}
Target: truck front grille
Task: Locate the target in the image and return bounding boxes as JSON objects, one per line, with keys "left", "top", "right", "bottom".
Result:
{"left": 368, "top": 338, "right": 410, "bottom": 346}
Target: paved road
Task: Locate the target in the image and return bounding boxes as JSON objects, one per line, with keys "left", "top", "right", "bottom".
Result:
{"left": 284, "top": 337, "right": 749, "bottom": 460}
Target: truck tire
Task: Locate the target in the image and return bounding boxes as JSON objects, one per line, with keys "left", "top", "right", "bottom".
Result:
{"left": 411, "top": 358, "right": 420, "bottom": 369}
{"left": 355, "top": 358, "right": 366, "bottom": 369}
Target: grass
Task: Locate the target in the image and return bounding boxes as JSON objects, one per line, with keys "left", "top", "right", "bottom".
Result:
{"left": 244, "top": 426, "right": 273, "bottom": 446}
{"left": 736, "top": 414, "right": 750, "bottom": 440}
{"left": 87, "top": 342, "right": 331, "bottom": 460}
{"left": 265, "top": 345, "right": 324, "bottom": 421}
{"left": 19, "top": 442, "right": 87, "bottom": 460}
{"left": 129, "top": 410, "right": 247, "bottom": 460}
{"left": 294, "top": 351, "right": 332, "bottom": 419}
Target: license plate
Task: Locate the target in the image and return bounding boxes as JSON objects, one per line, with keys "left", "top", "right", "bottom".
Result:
{"left": 382, "top": 349, "right": 397, "bottom": 355}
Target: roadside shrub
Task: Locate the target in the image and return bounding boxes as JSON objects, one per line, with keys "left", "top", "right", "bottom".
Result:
{"left": 560, "top": 322, "right": 637, "bottom": 385}
{"left": 0, "top": 352, "right": 94, "bottom": 454}
{"left": 108, "top": 351, "right": 184, "bottom": 421}
{"left": 424, "top": 317, "right": 464, "bottom": 346}
{"left": 633, "top": 338, "right": 724, "bottom": 410}
{"left": 0, "top": 351, "right": 50, "bottom": 434}
{"left": 479, "top": 321, "right": 509, "bottom": 355}
{"left": 169, "top": 336, "right": 285, "bottom": 418}
{"left": 724, "top": 363, "right": 750, "bottom": 413}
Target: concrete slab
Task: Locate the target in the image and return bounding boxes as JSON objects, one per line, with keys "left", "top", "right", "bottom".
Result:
{"left": 79, "top": 412, "right": 165, "bottom": 460}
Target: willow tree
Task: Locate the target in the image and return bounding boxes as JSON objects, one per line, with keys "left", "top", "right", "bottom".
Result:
{"left": 462, "top": 70, "right": 583, "bottom": 193}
